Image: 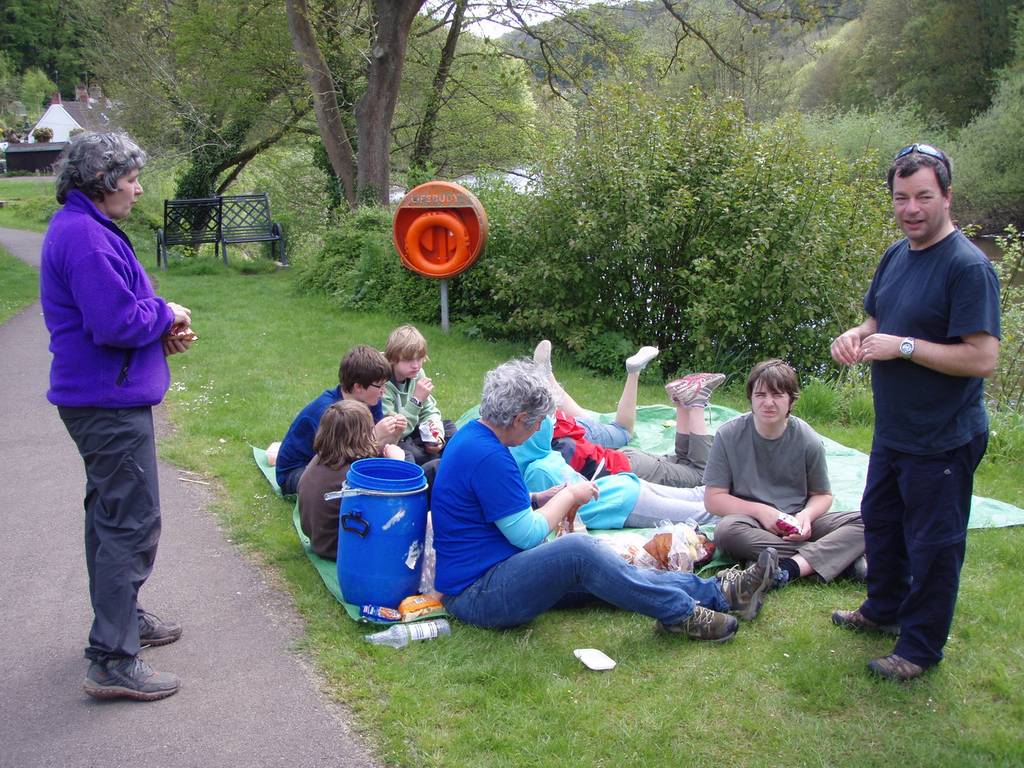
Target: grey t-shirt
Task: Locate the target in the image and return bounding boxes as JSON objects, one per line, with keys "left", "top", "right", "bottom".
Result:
{"left": 703, "top": 413, "right": 831, "bottom": 516}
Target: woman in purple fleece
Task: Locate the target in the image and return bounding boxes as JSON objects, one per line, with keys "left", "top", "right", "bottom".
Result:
{"left": 40, "top": 133, "right": 193, "bottom": 701}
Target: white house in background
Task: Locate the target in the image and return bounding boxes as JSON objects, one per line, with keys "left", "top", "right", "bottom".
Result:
{"left": 28, "top": 85, "right": 119, "bottom": 143}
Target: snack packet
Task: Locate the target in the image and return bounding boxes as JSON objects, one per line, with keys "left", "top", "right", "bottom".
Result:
{"left": 776, "top": 513, "right": 801, "bottom": 536}
{"left": 399, "top": 594, "right": 444, "bottom": 621}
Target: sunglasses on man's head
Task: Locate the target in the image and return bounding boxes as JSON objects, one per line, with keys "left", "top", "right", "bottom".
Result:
{"left": 894, "top": 143, "right": 952, "bottom": 178}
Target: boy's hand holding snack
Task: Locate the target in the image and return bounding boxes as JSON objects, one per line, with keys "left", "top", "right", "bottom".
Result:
{"left": 413, "top": 376, "right": 433, "bottom": 402}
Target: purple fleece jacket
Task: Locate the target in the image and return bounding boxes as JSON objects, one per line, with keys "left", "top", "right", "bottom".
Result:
{"left": 40, "top": 189, "right": 175, "bottom": 408}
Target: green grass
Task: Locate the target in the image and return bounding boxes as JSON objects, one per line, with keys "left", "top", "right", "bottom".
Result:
{"left": 0, "top": 178, "right": 58, "bottom": 231}
{"left": 0, "top": 245, "right": 38, "bottom": 323}
{"left": 144, "top": 259, "right": 1024, "bottom": 768}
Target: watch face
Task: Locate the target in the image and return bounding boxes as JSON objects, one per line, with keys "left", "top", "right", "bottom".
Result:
{"left": 900, "top": 339, "right": 914, "bottom": 357}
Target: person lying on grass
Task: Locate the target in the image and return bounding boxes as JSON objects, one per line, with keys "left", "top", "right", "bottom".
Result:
{"left": 298, "top": 400, "right": 405, "bottom": 559}
{"left": 510, "top": 414, "right": 711, "bottom": 530}
{"left": 273, "top": 345, "right": 407, "bottom": 495}
{"left": 533, "top": 340, "right": 724, "bottom": 487}
{"left": 430, "top": 358, "right": 781, "bottom": 642}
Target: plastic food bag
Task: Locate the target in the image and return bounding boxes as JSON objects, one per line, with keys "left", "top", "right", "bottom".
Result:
{"left": 597, "top": 520, "right": 714, "bottom": 573}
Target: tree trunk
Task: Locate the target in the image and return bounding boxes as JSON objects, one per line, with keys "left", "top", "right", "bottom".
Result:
{"left": 409, "top": 0, "right": 468, "bottom": 172}
{"left": 285, "top": 0, "right": 359, "bottom": 207}
{"left": 355, "top": 0, "right": 425, "bottom": 206}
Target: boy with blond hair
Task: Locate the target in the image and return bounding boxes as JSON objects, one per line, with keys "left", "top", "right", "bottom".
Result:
{"left": 383, "top": 325, "right": 457, "bottom": 465}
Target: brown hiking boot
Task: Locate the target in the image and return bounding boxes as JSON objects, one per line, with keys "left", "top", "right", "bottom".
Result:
{"left": 657, "top": 606, "right": 738, "bottom": 643}
{"left": 717, "top": 547, "right": 778, "bottom": 620}
{"left": 868, "top": 653, "right": 925, "bottom": 682}
{"left": 831, "top": 608, "right": 899, "bottom": 636}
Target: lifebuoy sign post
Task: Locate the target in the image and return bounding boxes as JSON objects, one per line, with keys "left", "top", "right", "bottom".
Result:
{"left": 393, "top": 181, "right": 488, "bottom": 332}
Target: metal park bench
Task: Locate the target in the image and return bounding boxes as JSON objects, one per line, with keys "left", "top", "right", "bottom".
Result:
{"left": 156, "top": 193, "right": 286, "bottom": 269}
{"left": 220, "top": 193, "right": 286, "bottom": 264}
{"left": 156, "top": 196, "right": 221, "bottom": 269}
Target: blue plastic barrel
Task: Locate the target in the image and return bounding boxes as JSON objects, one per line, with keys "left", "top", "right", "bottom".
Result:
{"left": 336, "top": 458, "right": 428, "bottom": 609}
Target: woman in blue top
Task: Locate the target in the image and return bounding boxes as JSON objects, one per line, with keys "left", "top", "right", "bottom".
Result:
{"left": 430, "top": 359, "right": 780, "bottom": 642}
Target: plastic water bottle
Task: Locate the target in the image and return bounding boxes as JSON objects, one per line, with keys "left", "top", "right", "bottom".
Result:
{"left": 364, "top": 619, "right": 451, "bottom": 648}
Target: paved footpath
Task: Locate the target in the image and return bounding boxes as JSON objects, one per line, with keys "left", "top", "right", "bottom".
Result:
{"left": 0, "top": 228, "right": 381, "bottom": 768}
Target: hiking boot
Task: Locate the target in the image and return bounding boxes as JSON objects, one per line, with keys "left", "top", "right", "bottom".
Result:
{"left": 83, "top": 656, "right": 180, "bottom": 701}
{"left": 831, "top": 608, "right": 899, "bottom": 636}
{"left": 532, "top": 339, "right": 553, "bottom": 378}
{"left": 867, "top": 653, "right": 925, "bottom": 682}
{"left": 842, "top": 555, "right": 868, "bottom": 582}
{"left": 139, "top": 610, "right": 182, "bottom": 647}
{"left": 657, "top": 606, "right": 738, "bottom": 642}
{"left": 666, "top": 372, "right": 726, "bottom": 408}
{"left": 717, "top": 547, "right": 778, "bottom": 620}
{"left": 625, "top": 346, "right": 660, "bottom": 374}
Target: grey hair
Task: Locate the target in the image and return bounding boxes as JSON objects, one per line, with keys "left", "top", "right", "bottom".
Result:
{"left": 55, "top": 132, "right": 147, "bottom": 205}
{"left": 479, "top": 358, "right": 555, "bottom": 427}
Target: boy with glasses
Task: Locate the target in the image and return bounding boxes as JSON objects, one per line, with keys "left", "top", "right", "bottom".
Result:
{"left": 275, "top": 345, "right": 406, "bottom": 494}
{"left": 831, "top": 143, "right": 1001, "bottom": 681}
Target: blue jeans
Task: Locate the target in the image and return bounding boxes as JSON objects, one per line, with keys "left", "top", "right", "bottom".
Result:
{"left": 443, "top": 535, "right": 729, "bottom": 628}
{"left": 578, "top": 418, "right": 631, "bottom": 449}
{"left": 859, "top": 432, "right": 987, "bottom": 668}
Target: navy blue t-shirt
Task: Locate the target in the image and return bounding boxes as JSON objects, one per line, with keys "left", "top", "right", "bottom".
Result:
{"left": 431, "top": 420, "right": 532, "bottom": 595}
{"left": 275, "top": 386, "right": 384, "bottom": 485}
{"left": 864, "top": 230, "right": 1000, "bottom": 454}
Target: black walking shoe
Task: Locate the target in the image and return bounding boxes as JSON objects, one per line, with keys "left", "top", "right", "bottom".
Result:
{"left": 139, "top": 610, "right": 182, "bottom": 647}
{"left": 717, "top": 547, "right": 779, "bottom": 620}
{"left": 83, "top": 656, "right": 180, "bottom": 701}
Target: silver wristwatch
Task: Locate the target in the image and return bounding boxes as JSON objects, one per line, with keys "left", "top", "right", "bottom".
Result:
{"left": 899, "top": 337, "right": 915, "bottom": 359}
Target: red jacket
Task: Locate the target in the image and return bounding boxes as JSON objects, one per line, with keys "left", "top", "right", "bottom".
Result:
{"left": 551, "top": 411, "right": 632, "bottom": 478}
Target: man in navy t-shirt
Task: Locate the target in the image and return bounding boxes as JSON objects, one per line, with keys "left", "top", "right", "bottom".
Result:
{"left": 831, "top": 144, "right": 1001, "bottom": 681}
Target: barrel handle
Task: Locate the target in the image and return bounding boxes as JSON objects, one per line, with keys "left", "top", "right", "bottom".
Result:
{"left": 341, "top": 512, "right": 371, "bottom": 537}
{"left": 324, "top": 482, "right": 428, "bottom": 502}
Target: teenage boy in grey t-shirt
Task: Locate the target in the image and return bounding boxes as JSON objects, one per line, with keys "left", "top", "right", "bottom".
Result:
{"left": 704, "top": 360, "right": 865, "bottom": 585}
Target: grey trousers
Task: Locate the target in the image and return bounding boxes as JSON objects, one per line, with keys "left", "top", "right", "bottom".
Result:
{"left": 713, "top": 509, "right": 865, "bottom": 582}
{"left": 59, "top": 406, "right": 162, "bottom": 661}
{"left": 621, "top": 433, "right": 711, "bottom": 488}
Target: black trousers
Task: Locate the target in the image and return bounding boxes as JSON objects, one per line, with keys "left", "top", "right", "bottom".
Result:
{"left": 859, "top": 431, "right": 987, "bottom": 668}
{"left": 59, "top": 406, "right": 162, "bottom": 661}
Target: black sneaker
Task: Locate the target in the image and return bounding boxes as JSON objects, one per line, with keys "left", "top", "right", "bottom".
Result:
{"left": 657, "top": 606, "right": 738, "bottom": 642}
{"left": 717, "top": 547, "right": 779, "bottom": 620}
{"left": 83, "top": 656, "right": 180, "bottom": 701}
{"left": 139, "top": 610, "right": 182, "bottom": 647}
{"left": 841, "top": 555, "right": 868, "bottom": 582}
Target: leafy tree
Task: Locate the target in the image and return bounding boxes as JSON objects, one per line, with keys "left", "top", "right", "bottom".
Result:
{"left": 0, "top": 0, "right": 96, "bottom": 94}
{"left": 951, "top": 12, "right": 1024, "bottom": 230}
{"left": 86, "top": 0, "right": 310, "bottom": 198}
{"left": 798, "top": 0, "right": 1024, "bottom": 127}
{"left": 287, "top": 0, "right": 856, "bottom": 207}
{"left": 19, "top": 68, "right": 57, "bottom": 115}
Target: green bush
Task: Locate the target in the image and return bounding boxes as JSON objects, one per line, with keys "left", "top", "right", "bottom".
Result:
{"left": 295, "top": 88, "right": 897, "bottom": 380}
{"left": 296, "top": 205, "right": 441, "bottom": 322}
{"left": 989, "top": 226, "right": 1024, "bottom": 414}
{"left": 793, "top": 379, "right": 840, "bottom": 424}
{"left": 477, "top": 87, "right": 896, "bottom": 377}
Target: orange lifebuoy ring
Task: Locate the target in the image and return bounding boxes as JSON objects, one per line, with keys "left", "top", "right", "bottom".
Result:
{"left": 403, "top": 210, "right": 472, "bottom": 277}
